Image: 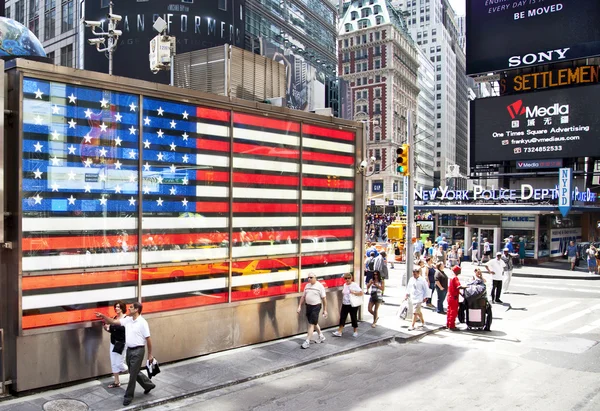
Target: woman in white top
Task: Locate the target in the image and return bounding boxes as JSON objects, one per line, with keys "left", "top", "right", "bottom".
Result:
{"left": 333, "top": 274, "right": 364, "bottom": 338}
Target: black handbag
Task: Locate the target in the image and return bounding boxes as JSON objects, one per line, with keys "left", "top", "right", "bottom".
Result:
{"left": 112, "top": 341, "right": 125, "bottom": 355}
{"left": 370, "top": 290, "right": 380, "bottom": 302}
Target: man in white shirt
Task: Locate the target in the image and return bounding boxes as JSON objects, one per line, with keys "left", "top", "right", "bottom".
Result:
{"left": 297, "top": 273, "right": 328, "bottom": 349}
{"left": 405, "top": 267, "right": 430, "bottom": 331}
{"left": 485, "top": 252, "right": 507, "bottom": 304}
{"left": 96, "top": 302, "right": 156, "bottom": 406}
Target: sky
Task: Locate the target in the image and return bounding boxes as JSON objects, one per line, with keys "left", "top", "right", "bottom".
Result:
{"left": 449, "top": 0, "right": 465, "bottom": 16}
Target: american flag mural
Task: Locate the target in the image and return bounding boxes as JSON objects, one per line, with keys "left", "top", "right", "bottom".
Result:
{"left": 19, "top": 77, "right": 357, "bottom": 329}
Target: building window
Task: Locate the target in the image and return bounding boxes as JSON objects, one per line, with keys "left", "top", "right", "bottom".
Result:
{"left": 362, "top": 62, "right": 367, "bottom": 71}
{"left": 375, "top": 131, "right": 381, "bottom": 141}
{"left": 358, "top": 19, "right": 369, "bottom": 29}
{"left": 437, "top": 152, "right": 441, "bottom": 157}
{"left": 375, "top": 75, "right": 381, "bottom": 82}
{"left": 436, "top": 122, "right": 441, "bottom": 128}
{"left": 436, "top": 142, "right": 441, "bottom": 148}
{"left": 5, "top": 6, "right": 10, "bottom": 19}
{"left": 61, "top": 0, "right": 74, "bottom": 32}
{"left": 375, "top": 149, "right": 381, "bottom": 159}
{"left": 374, "top": 31, "right": 380, "bottom": 40}
{"left": 436, "top": 74, "right": 441, "bottom": 81}
{"left": 60, "top": 44, "right": 73, "bottom": 67}
{"left": 218, "top": 0, "right": 227, "bottom": 11}
{"left": 46, "top": 51, "right": 55, "bottom": 64}
{"left": 436, "top": 84, "right": 441, "bottom": 90}
{"left": 345, "top": 23, "right": 352, "bottom": 32}
{"left": 375, "top": 88, "right": 381, "bottom": 98}
{"left": 44, "top": 8, "right": 56, "bottom": 40}
{"left": 362, "top": 34, "right": 367, "bottom": 43}
{"left": 357, "top": 78, "right": 362, "bottom": 86}
{"left": 374, "top": 163, "right": 381, "bottom": 172}
{"left": 432, "top": 28, "right": 437, "bottom": 35}
{"left": 15, "top": 1, "right": 25, "bottom": 23}
{"left": 29, "top": 16, "right": 39, "bottom": 38}
{"left": 344, "top": 66, "right": 350, "bottom": 74}
{"left": 374, "top": 5, "right": 382, "bottom": 14}
{"left": 436, "top": 55, "right": 441, "bottom": 61}
{"left": 344, "top": 39, "right": 349, "bottom": 47}
{"left": 436, "top": 161, "right": 441, "bottom": 167}
{"left": 351, "top": 11, "right": 358, "bottom": 20}
{"left": 374, "top": 45, "right": 381, "bottom": 56}
{"left": 361, "top": 8, "right": 370, "bottom": 18}
{"left": 374, "top": 59, "right": 381, "bottom": 69}
{"left": 374, "top": 103, "right": 381, "bottom": 114}
{"left": 376, "top": 15, "right": 383, "bottom": 25}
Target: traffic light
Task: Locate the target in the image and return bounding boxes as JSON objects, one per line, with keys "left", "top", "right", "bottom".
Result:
{"left": 396, "top": 144, "right": 410, "bottom": 176}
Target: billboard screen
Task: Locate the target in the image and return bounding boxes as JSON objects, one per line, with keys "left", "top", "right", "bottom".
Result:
{"left": 470, "top": 84, "right": 600, "bottom": 163}
{"left": 84, "top": 0, "right": 245, "bottom": 84}
{"left": 466, "top": 0, "right": 600, "bottom": 75}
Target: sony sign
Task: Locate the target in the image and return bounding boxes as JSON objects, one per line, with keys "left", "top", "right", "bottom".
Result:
{"left": 508, "top": 48, "right": 571, "bottom": 68}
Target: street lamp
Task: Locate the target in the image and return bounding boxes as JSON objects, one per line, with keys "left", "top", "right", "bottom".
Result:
{"left": 85, "top": 1, "right": 121, "bottom": 75}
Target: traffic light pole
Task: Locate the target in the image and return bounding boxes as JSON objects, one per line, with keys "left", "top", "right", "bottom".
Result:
{"left": 403, "top": 111, "right": 415, "bottom": 286}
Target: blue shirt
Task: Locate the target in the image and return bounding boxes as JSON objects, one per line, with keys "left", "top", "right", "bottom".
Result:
{"left": 567, "top": 244, "right": 578, "bottom": 257}
{"left": 505, "top": 241, "right": 514, "bottom": 252}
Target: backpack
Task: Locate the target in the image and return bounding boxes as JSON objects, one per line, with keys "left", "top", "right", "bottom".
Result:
{"left": 367, "top": 258, "right": 375, "bottom": 271}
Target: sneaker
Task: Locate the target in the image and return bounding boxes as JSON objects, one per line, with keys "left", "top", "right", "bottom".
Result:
{"left": 352, "top": 332, "right": 358, "bottom": 338}
{"left": 316, "top": 334, "right": 326, "bottom": 343}
{"left": 332, "top": 331, "right": 342, "bottom": 337}
{"left": 408, "top": 327, "right": 415, "bottom": 331}
{"left": 301, "top": 340, "right": 310, "bottom": 349}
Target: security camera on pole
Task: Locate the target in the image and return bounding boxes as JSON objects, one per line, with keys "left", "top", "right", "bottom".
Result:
{"left": 149, "top": 17, "right": 177, "bottom": 86}
{"left": 85, "top": 1, "right": 122, "bottom": 75}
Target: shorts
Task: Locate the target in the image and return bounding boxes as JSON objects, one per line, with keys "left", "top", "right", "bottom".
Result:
{"left": 569, "top": 256, "right": 577, "bottom": 263}
{"left": 413, "top": 302, "right": 423, "bottom": 315}
{"left": 305, "top": 303, "right": 322, "bottom": 325}
{"left": 484, "top": 251, "right": 491, "bottom": 256}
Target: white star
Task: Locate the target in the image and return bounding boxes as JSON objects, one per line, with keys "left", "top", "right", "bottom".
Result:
{"left": 33, "top": 169, "right": 43, "bottom": 179}
{"left": 182, "top": 111, "right": 189, "bottom": 119}
{"left": 67, "top": 195, "right": 76, "bottom": 205}
{"left": 84, "top": 184, "right": 92, "bottom": 193}
{"left": 143, "top": 186, "right": 150, "bottom": 194}
{"left": 144, "top": 117, "right": 151, "bottom": 125}
{"left": 114, "top": 136, "right": 122, "bottom": 146}
{"left": 50, "top": 156, "right": 61, "bottom": 166}
{"left": 68, "top": 93, "right": 77, "bottom": 104}
{"left": 169, "top": 164, "right": 176, "bottom": 173}
{"left": 128, "top": 197, "right": 136, "bottom": 206}
{"left": 51, "top": 183, "right": 59, "bottom": 192}
{"left": 170, "top": 120, "right": 177, "bottom": 129}
{"left": 128, "top": 150, "right": 136, "bottom": 159}
{"left": 34, "top": 115, "right": 43, "bottom": 125}
{"left": 170, "top": 142, "right": 177, "bottom": 151}
{"left": 143, "top": 140, "right": 151, "bottom": 148}
{"left": 115, "top": 113, "right": 123, "bottom": 122}
{"left": 68, "top": 119, "right": 77, "bottom": 129}
{"left": 68, "top": 145, "right": 76, "bottom": 154}
{"left": 100, "top": 98, "right": 109, "bottom": 108}
{"left": 129, "top": 102, "right": 137, "bottom": 112}
{"left": 34, "top": 89, "right": 44, "bottom": 99}
{"left": 99, "top": 197, "right": 108, "bottom": 206}
{"left": 33, "top": 194, "right": 43, "bottom": 204}
{"left": 84, "top": 158, "right": 93, "bottom": 168}
{"left": 129, "top": 126, "right": 137, "bottom": 135}
{"left": 129, "top": 173, "right": 136, "bottom": 183}
{"left": 156, "top": 197, "right": 164, "bottom": 206}
{"left": 98, "top": 147, "right": 108, "bottom": 157}
{"left": 143, "top": 162, "right": 151, "bottom": 171}
{"left": 52, "top": 105, "right": 60, "bottom": 114}
{"left": 169, "top": 186, "right": 176, "bottom": 195}
{"left": 115, "top": 160, "right": 122, "bottom": 170}
{"left": 115, "top": 185, "right": 122, "bottom": 193}
{"left": 157, "top": 176, "right": 164, "bottom": 184}
{"left": 99, "top": 173, "right": 107, "bottom": 182}
{"left": 182, "top": 154, "right": 189, "bottom": 163}
{"left": 34, "top": 142, "right": 43, "bottom": 152}
{"left": 157, "top": 152, "right": 164, "bottom": 161}
{"left": 68, "top": 171, "right": 76, "bottom": 180}
{"left": 100, "top": 122, "right": 108, "bottom": 132}
{"left": 84, "top": 108, "right": 93, "bottom": 119}
{"left": 83, "top": 133, "right": 93, "bottom": 143}
{"left": 182, "top": 198, "right": 188, "bottom": 207}
{"left": 157, "top": 107, "right": 164, "bottom": 116}
{"left": 157, "top": 129, "right": 164, "bottom": 138}
{"left": 182, "top": 132, "right": 189, "bottom": 141}
{"left": 51, "top": 130, "right": 60, "bottom": 140}
{"left": 182, "top": 176, "right": 189, "bottom": 185}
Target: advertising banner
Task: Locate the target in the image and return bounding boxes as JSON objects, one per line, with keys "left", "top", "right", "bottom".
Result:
{"left": 466, "top": 0, "right": 600, "bottom": 75}
{"left": 500, "top": 65, "right": 600, "bottom": 95}
{"left": 470, "top": 84, "right": 600, "bottom": 163}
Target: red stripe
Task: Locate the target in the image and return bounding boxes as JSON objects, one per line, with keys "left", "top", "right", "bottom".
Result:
{"left": 141, "top": 233, "right": 230, "bottom": 249}
{"left": 23, "top": 306, "right": 113, "bottom": 329}
{"left": 196, "top": 138, "right": 230, "bottom": 152}
{"left": 234, "top": 172, "right": 299, "bottom": 187}
{"left": 233, "top": 142, "right": 299, "bottom": 160}
{"left": 233, "top": 203, "right": 298, "bottom": 213}
{"left": 302, "top": 229, "right": 354, "bottom": 238}
{"left": 197, "top": 107, "right": 230, "bottom": 122}
{"left": 233, "top": 113, "right": 300, "bottom": 133}
{"left": 321, "top": 278, "right": 345, "bottom": 288}
{"left": 303, "top": 124, "right": 355, "bottom": 142}
{"left": 302, "top": 204, "right": 354, "bottom": 214}
{"left": 303, "top": 150, "right": 354, "bottom": 165}
{"left": 195, "top": 202, "right": 229, "bottom": 213}
{"left": 23, "top": 235, "right": 139, "bottom": 252}
{"left": 143, "top": 294, "right": 229, "bottom": 314}
{"left": 22, "top": 269, "right": 138, "bottom": 290}
{"left": 302, "top": 177, "right": 355, "bottom": 189}
{"left": 195, "top": 170, "right": 229, "bottom": 183}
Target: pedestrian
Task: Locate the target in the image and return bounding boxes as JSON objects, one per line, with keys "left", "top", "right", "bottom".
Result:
{"left": 434, "top": 262, "right": 448, "bottom": 314}
{"left": 103, "top": 301, "right": 128, "bottom": 388}
{"left": 434, "top": 244, "right": 445, "bottom": 265}
{"left": 297, "top": 273, "right": 327, "bottom": 349}
{"left": 482, "top": 238, "right": 491, "bottom": 264}
{"left": 485, "top": 252, "right": 507, "bottom": 304}
{"left": 404, "top": 267, "right": 430, "bottom": 331}
{"left": 456, "top": 242, "right": 463, "bottom": 266}
{"left": 586, "top": 245, "right": 597, "bottom": 274}
{"left": 501, "top": 247, "right": 518, "bottom": 293}
{"left": 447, "top": 265, "right": 463, "bottom": 331}
{"left": 365, "top": 251, "right": 376, "bottom": 287}
{"left": 469, "top": 236, "right": 479, "bottom": 265}
{"left": 333, "top": 274, "right": 363, "bottom": 337}
{"left": 96, "top": 302, "right": 156, "bottom": 406}
{"left": 387, "top": 240, "right": 395, "bottom": 269}
{"left": 367, "top": 271, "right": 384, "bottom": 327}
{"left": 518, "top": 237, "right": 526, "bottom": 266}
{"left": 564, "top": 240, "right": 579, "bottom": 271}
{"left": 414, "top": 238, "right": 424, "bottom": 260}
{"left": 377, "top": 251, "right": 389, "bottom": 281}
{"left": 425, "top": 257, "right": 436, "bottom": 308}
{"left": 447, "top": 245, "right": 458, "bottom": 267}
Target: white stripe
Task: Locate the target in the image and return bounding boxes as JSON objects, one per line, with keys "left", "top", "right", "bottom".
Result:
{"left": 232, "top": 243, "right": 298, "bottom": 258}
{"left": 197, "top": 122, "right": 230, "bottom": 138}
{"left": 302, "top": 241, "right": 354, "bottom": 254}
{"left": 233, "top": 216, "right": 299, "bottom": 228}
{"left": 303, "top": 163, "right": 354, "bottom": 178}
{"left": 195, "top": 185, "right": 229, "bottom": 198}
{"left": 303, "top": 190, "right": 354, "bottom": 202}
{"left": 23, "top": 252, "right": 137, "bottom": 272}
{"left": 538, "top": 303, "right": 600, "bottom": 330}
{"left": 196, "top": 153, "right": 229, "bottom": 168}
{"left": 234, "top": 157, "right": 298, "bottom": 173}
{"left": 520, "top": 301, "right": 579, "bottom": 325}
{"left": 142, "top": 248, "right": 229, "bottom": 264}
{"left": 142, "top": 278, "right": 228, "bottom": 298}
{"left": 231, "top": 269, "right": 298, "bottom": 287}
{"left": 303, "top": 216, "right": 354, "bottom": 227}
{"left": 23, "top": 217, "right": 136, "bottom": 232}
{"left": 233, "top": 127, "right": 299, "bottom": 147}
{"left": 528, "top": 298, "right": 554, "bottom": 308}
{"left": 143, "top": 217, "right": 228, "bottom": 230}
{"left": 234, "top": 187, "right": 298, "bottom": 200}
{"left": 571, "top": 318, "right": 600, "bottom": 334}
{"left": 514, "top": 284, "right": 600, "bottom": 294}
{"left": 301, "top": 264, "right": 354, "bottom": 278}
{"left": 303, "top": 137, "right": 354, "bottom": 154}
{"left": 23, "top": 286, "right": 137, "bottom": 310}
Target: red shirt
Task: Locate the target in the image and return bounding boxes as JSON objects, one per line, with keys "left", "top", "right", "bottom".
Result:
{"left": 448, "top": 276, "right": 461, "bottom": 298}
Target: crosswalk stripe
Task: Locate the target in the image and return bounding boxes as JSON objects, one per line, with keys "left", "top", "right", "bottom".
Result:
{"left": 520, "top": 301, "right": 579, "bottom": 325}
{"left": 537, "top": 303, "right": 600, "bottom": 330}
{"left": 528, "top": 298, "right": 554, "bottom": 308}
{"left": 514, "top": 284, "right": 600, "bottom": 294}
{"left": 571, "top": 318, "right": 600, "bottom": 334}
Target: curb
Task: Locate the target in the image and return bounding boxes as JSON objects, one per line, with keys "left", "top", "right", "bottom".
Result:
{"left": 513, "top": 273, "right": 600, "bottom": 280}
{"left": 127, "top": 325, "right": 444, "bottom": 411}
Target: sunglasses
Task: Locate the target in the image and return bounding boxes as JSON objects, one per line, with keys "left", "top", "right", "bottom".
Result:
{"left": 307, "top": 276, "right": 316, "bottom": 279}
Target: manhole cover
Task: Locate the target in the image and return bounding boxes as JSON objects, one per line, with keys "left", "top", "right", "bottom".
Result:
{"left": 43, "top": 399, "right": 89, "bottom": 411}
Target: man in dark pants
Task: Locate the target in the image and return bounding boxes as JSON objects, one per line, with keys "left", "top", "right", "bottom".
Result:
{"left": 96, "top": 302, "right": 156, "bottom": 406}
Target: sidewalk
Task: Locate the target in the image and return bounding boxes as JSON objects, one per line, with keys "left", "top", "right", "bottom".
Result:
{"left": 0, "top": 268, "right": 445, "bottom": 411}
{"left": 462, "top": 259, "right": 600, "bottom": 280}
